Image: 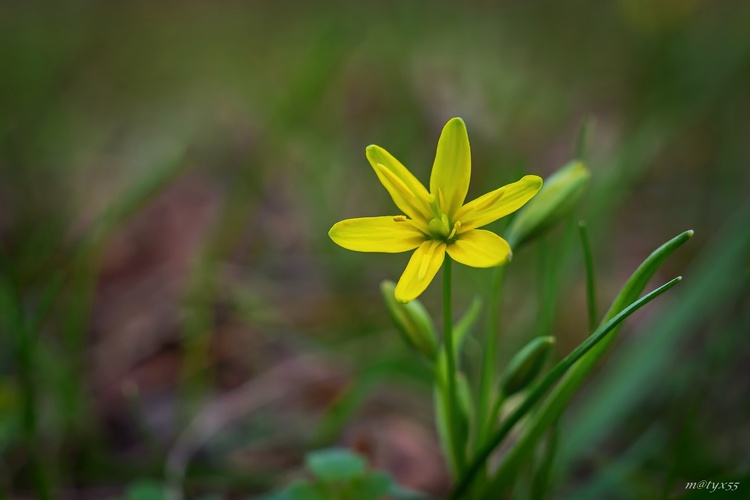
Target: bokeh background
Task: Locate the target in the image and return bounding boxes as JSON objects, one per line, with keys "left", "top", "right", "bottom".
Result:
{"left": 1, "top": 1, "right": 749, "bottom": 498}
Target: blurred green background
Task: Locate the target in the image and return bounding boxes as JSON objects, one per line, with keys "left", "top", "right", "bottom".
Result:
{"left": 1, "top": 1, "right": 749, "bottom": 498}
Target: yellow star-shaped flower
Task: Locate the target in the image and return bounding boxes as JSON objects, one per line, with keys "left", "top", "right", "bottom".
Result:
{"left": 329, "top": 117, "right": 542, "bottom": 303}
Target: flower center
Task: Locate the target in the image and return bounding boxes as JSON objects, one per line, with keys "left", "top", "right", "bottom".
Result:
{"left": 426, "top": 194, "right": 461, "bottom": 242}
{"left": 428, "top": 213, "right": 461, "bottom": 242}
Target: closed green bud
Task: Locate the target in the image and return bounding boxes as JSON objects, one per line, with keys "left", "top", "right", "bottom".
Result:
{"left": 505, "top": 161, "right": 589, "bottom": 249}
{"left": 381, "top": 280, "right": 438, "bottom": 361}
{"left": 501, "top": 336, "right": 556, "bottom": 396}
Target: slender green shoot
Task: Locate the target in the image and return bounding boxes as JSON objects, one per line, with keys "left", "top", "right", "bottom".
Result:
{"left": 451, "top": 276, "right": 682, "bottom": 499}
{"left": 578, "top": 221, "right": 598, "bottom": 332}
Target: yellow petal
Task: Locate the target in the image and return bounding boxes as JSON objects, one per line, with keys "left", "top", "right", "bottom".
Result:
{"left": 429, "top": 117, "right": 471, "bottom": 218}
{"left": 455, "top": 175, "right": 543, "bottom": 231}
{"left": 329, "top": 216, "right": 427, "bottom": 253}
{"left": 395, "top": 240, "right": 446, "bottom": 302}
{"left": 447, "top": 229, "right": 511, "bottom": 268}
{"left": 366, "top": 145, "right": 432, "bottom": 224}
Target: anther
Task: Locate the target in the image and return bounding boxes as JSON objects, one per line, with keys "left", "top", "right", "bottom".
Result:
{"left": 393, "top": 215, "right": 407, "bottom": 222}
{"left": 448, "top": 220, "right": 462, "bottom": 240}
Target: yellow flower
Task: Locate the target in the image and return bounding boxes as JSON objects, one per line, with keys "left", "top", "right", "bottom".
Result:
{"left": 329, "top": 117, "right": 542, "bottom": 303}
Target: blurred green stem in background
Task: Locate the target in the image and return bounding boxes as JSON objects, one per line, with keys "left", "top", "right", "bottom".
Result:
{"left": 0, "top": 277, "right": 52, "bottom": 499}
{"left": 578, "top": 221, "right": 598, "bottom": 332}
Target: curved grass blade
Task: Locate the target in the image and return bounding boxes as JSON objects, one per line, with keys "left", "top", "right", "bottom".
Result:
{"left": 451, "top": 276, "right": 682, "bottom": 499}
{"left": 474, "top": 229, "right": 693, "bottom": 496}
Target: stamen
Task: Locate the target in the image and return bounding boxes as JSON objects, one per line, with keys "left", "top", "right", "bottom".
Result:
{"left": 448, "top": 220, "right": 462, "bottom": 240}
{"left": 393, "top": 215, "right": 407, "bottom": 222}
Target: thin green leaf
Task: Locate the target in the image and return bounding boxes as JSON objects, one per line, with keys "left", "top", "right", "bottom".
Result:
{"left": 578, "top": 221, "right": 598, "bottom": 332}
{"left": 561, "top": 209, "right": 750, "bottom": 472}
{"left": 475, "top": 230, "right": 692, "bottom": 496}
{"left": 451, "top": 276, "right": 682, "bottom": 499}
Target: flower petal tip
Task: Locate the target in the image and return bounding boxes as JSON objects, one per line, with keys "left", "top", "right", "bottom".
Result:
{"left": 447, "top": 116, "right": 466, "bottom": 127}
{"left": 528, "top": 174, "right": 544, "bottom": 187}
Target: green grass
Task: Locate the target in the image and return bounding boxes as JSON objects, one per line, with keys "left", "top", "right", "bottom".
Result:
{"left": 0, "top": 1, "right": 749, "bottom": 498}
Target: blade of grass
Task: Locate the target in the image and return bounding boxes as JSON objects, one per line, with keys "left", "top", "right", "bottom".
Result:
{"left": 476, "top": 230, "right": 693, "bottom": 496}
{"left": 452, "top": 276, "right": 682, "bottom": 499}
{"left": 559, "top": 205, "right": 750, "bottom": 474}
{"left": 578, "top": 221, "right": 597, "bottom": 332}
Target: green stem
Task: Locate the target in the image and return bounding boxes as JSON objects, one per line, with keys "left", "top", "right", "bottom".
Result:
{"left": 485, "top": 390, "right": 506, "bottom": 436}
{"left": 442, "top": 257, "right": 465, "bottom": 473}
{"left": 450, "top": 276, "right": 682, "bottom": 499}
{"left": 578, "top": 221, "right": 598, "bottom": 332}
{"left": 476, "top": 265, "right": 506, "bottom": 445}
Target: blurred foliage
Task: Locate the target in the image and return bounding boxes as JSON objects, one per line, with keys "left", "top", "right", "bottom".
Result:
{"left": 0, "top": 0, "right": 749, "bottom": 498}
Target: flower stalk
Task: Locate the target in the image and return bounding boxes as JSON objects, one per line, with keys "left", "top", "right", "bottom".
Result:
{"left": 441, "top": 256, "right": 465, "bottom": 473}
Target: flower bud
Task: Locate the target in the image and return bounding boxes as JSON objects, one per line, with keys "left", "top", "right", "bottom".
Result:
{"left": 381, "top": 280, "right": 438, "bottom": 361}
{"left": 500, "top": 336, "right": 556, "bottom": 396}
{"left": 505, "top": 161, "right": 589, "bottom": 249}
